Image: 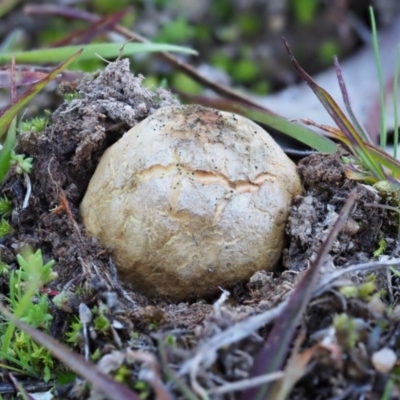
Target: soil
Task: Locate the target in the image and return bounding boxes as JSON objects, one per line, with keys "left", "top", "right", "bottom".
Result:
{"left": 285, "top": 153, "right": 398, "bottom": 271}
{"left": 1, "top": 60, "right": 400, "bottom": 399}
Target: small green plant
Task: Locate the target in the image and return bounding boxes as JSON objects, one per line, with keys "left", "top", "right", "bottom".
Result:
{"left": 0, "top": 248, "right": 57, "bottom": 380}
{"left": 0, "top": 218, "right": 12, "bottom": 237}
{"left": 91, "top": 347, "right": 102, "bottom": 362}
{"left": 133, "top": 380, "right": 151, "bottom": 399}
{"left": 19, "top": 116, "right": 48, "bottom": 134}
{"left": 0, "top": 258, "right": 9, "bottom": 276}
{"left": 19, "top": 293, "right": 53, "bottom": 329}
{"left": 0, "top": 118, "right": 17, "bottom": 185}
{"left": 164, "top": 334, "right": 177, "bottom": 346}
{"left": 16, "top": 249, "right": 57, "bottom": 286}
{"left": 66, "top": 315, "right": 83, "bottom": 346}
{"left": 63, "top": 91, "right": 80, "bottom": 102}
{"left": 114, "top": 365, "right": 131, "bottom": 383}
{"left": 333, "top": 313, "right": 359, "bottom": 350}
{"left": 373, "top": 237, "right": 387, "bottom": 257}
{"left": 0, "top": 196, "right": 12, "bottom": 217}
{"left": 340, "top": 275, "right": 379, "bottom": 301}
{"left": 10, "top": 151, "right": 33, "bottom": 174}
{"left": 92, "top": 303, "right": 110, "bottom": 333}
{"left": 66, "top": 316, "right": 83, "bottom": 346}
{"left": 12, "top": 330, "right": 54, "bottom": 382}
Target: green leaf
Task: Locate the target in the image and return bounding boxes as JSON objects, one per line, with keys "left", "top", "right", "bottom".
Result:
{"left": 233, "top": 105, "right": 337, "bottom": 153}
{"left": 369, "top": 7, "right": 387, "bottom": 148}
{"left": 364, "top": 143, "right": 400, "bottom": 180}
{"left": 0, "top": 117, "right": 16, "bottom": 183}
{"left": 0, "top": 42, "right": 197, "bottom": 64}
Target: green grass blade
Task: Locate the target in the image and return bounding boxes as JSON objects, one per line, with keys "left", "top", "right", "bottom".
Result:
{"left": 234, "top": 105, "right": 337, "bottom": 153}
{"left": 1, "top": 273, "right": 38, "bottom": 356}
{"left": 364, "top": 143, "right": 400, "bottom": 179}
{"left": 369, "top": 6, "right": 387, "bottom": 148}
{"left": 0, "top": 117, "right": 16, "bottom": 183}
{"left": 284, "top": 39, "right": 386, "bottom": 180}
{"left": 0, "top": 358, "right": 36, "bottom": 376}
{"left": 393, "top": 45, "right": 400, "bottom": 159}
{"left": 0, "top": 42, "right": 197, "bottom": 64}
{"left": 0, "top": 29, "right": 23, "bottom": 54}
{"left": 0, "top": 49, "right": 82, "bottom": 139}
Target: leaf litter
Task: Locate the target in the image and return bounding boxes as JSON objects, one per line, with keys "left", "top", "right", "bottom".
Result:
{"left": 1, "top": 59, "right": 400, "bottom": 399}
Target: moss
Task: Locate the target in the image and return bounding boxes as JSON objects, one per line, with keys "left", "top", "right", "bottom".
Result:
{"left": 373, "top": 237, "right": 387, "bottom": 257}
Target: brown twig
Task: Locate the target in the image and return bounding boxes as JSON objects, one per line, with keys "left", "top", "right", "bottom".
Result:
{"left": 49, "top": 191, "right": 82, "bottom": 239}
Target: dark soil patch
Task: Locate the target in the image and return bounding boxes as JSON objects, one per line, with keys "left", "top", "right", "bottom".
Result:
{"left": 284, "top": 152, "right": 398, "bottom": 271}
{"left": 1, "top": 60, "right": 399, "bottom": 399}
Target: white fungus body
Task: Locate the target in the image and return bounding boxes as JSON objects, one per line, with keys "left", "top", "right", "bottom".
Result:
{"left": 80, "top": 105, "right": 302, "bottom": 300}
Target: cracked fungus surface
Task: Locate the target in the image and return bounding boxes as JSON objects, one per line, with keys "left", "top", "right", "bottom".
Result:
{"left": 80, "top": 104, "right": 302, "bottom": 300}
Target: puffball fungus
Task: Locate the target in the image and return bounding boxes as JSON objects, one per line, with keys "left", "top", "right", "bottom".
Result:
{"left": 80, "top": 105, "right": 302, "bottom": 300}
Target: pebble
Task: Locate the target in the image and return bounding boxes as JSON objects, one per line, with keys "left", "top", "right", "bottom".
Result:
{"left": 372, "top": 348, "right": 397, "bottom": 373}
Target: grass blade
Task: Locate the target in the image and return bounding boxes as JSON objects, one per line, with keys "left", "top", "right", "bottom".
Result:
{"left": 242, "top": 191, "right": 357, "bottom": 400}
{"left": 393, "top": 45, "right": 400, "bottom": 159}
{"left": 0, "top": 49, "right": 82, "bottom": 139}
{"left": 0, "top": 303, "right": 141, "bottom": 400}
{"left": 0, "top": 43, "right": 197, "bottom": 64}
{"left": 284, "top": 39, "right": 386, "bottom": 180}
{"left": 333, "top": 57, "right": 372, "bottom": 144}
{"left": 0, "top": 117, "right": 16, "bottom": 183}
{"left": 363, "top": 143, "right": 400, "bottom": 179}
{"left": 234, "top": 105, "right": 337, "bottom": 153}
{"left": 369, "top": 6, "right": 387, "bottom": 148}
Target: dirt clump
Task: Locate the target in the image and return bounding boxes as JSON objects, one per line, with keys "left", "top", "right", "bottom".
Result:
{"left": 284, "top": 152, "right": 398, "bottom": 272}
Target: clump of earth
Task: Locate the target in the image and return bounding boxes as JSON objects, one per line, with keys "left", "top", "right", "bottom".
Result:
{"left": 0, "top": 59, "right": 398, "bottom": 398}
{"left": 284, "top": 152, "right": 398, "bottom": 272}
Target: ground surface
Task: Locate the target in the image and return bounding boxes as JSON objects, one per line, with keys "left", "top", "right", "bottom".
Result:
{"left": 1, "top": 1, "right": 400, "bottom": 399}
